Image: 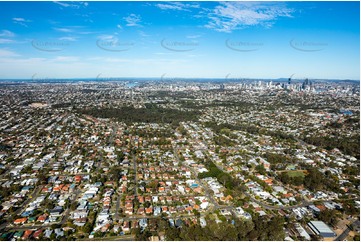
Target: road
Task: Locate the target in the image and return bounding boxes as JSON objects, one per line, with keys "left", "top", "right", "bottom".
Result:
{"left": 181, "top": 130, "right": 352, "bottom": 216}
{"left": 334, "top": 219, "right": 360, "bottom": 241}
{"left": 245, "top": 191, "right": 314, "bottom": 211}
{"left": 0, "top": 185, "right": 43, "bottom": 231}
{"left": 108, "top": 123, "right": 117, "bottom": 146}
{"left": 173, "top": 146, "right": 220, "bottom": 212}
{"left": 7, "top": 223, "right": 57, "bottom": 231}
{"left": 207, "top": 145, "right": 318, "bottom": 212}
{"left": 79, "top": 234, "right": 135, "bottom": 241}
{"left": 133, "top": 155, "right": 138, "bottom": 197}
{"left": 193, "top": 170, "right": 220, "bottom": 211}
{"left": 114, "top": 193, "right": 121, "bottom": 222}
{"left": 14, "top": 185, "right": 43, "bottom": 215}
{"left": 60, "top": 189, "right": 81, "bottom": 225}
{"left": 294, "top": 137, "right": 308, "bottom": 147}
{"left": 4, "top": 188, "right": 81, "bottom": 232}
{"left": 119, "top": 213, "right": 199, "bottom": 222}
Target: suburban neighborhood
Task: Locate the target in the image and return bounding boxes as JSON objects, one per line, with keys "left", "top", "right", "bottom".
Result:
{"left": 0, "top": 79, "right": 359, "bottom": 241}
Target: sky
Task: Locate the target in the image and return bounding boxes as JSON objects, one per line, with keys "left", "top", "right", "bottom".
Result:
{"left": 0, "top": 1, "right": 359, "bottom": 80}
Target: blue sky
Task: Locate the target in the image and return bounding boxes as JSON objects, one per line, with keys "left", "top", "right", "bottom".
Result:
{"left": 0, "top": 1, "right": 359, "bottom": 80}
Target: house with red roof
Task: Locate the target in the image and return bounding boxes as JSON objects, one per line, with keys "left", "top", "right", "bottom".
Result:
{"left": 37, "top": 214, "right": 48, "bottom": 223}
{"left": 32, "top": 229, "right": 43, "bottom": 240}
{"left": 14, "top": 218, "right": 27, "bottom": 225}
{"left": 74, "top": 175, "right": 82, "bottom": 183}
{"left": 22, "top": 230, "right": 33, "bottom": 240}
{"left": 145, "top": 207, "right": 153, "bottom": 215}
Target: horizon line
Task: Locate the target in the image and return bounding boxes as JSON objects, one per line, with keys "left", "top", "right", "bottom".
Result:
{"left": 0, "top": 77, "right": 359, "bottom": 81}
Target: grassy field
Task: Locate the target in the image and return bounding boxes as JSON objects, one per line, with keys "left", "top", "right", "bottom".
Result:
{"left": 286, "top": 170, "right": 306, "bottom": 178}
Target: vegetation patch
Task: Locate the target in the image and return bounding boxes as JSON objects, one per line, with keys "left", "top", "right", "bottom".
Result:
{"left": 303, "top": 134, "right": 360, "bottom": 159}
{"left": 286, "top": 170, "right": 305, "bottom": 178}
{"left": 77, "top": 106, "right": 200, "bottom": 126}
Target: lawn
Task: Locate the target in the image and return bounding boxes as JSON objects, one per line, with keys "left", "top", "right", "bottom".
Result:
{"left": 286, "top": 170, "right": 305, "bottom": 178}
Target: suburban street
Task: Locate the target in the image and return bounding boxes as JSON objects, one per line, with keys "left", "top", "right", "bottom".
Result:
{"left": 0, "top": 185, "right": 43, "bottom": 231}
{"left": 173, "top": 146, "right": 220, "bottom": 212}
{"left": 334, "top": 219, "right": 360, "bottom": 241}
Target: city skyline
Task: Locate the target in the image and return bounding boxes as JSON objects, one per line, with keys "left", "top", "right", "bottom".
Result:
{"left": 0, "top": 1, "right": 360, "bottom": 80}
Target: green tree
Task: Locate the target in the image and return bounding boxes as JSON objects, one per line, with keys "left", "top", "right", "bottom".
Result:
{"left": 82, "top": 222, "right": 93, "bottom": 234}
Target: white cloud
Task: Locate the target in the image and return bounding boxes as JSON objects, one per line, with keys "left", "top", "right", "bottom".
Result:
{"left": 53, "top": 1, "right": 88, "bottom": 9}
{"left": 53, "top": 27, "right": 73, "bottom": 33}
{"left": 0, "top": 30, "right": 16, "bottom": 44}
{"left": 12, "top": 17, "right": 32, "bottom": 27}
{"left": 123, "top": 14, "right": 142, "bottom": 27}
{"left": 53, "top": 1, "right": 72, "bottom": 8}
{"left": 205, "top": 2, "right": 293, "bottom": 33}
{"left": 154, "top": 52, "right": 170, "bottom": 55}
{"left": 13, "top": 18, "right": 27, "bottom": 22}
{"left": 0, "top": 39, "right": 15, "bottom": 44}
{"left": 0, "top": 49, "right": 20, "bottom": 57}
{"left": 155, "top": 2, "right": 200, "bottom": 12}
{"left": 78, "top": 31, "right": 97, "bottom": 35}
{"left": 52, "top": 56, "right": 79, "bottom": 62}
{"left": 0, "top": 57, "right": 46, "bottom": 64}
{"left": 187, "top": 35, "right": 201, "bottom": 39}
{"left": 0, "top": 30, "right": 15, "bottom": 37}
{"left": 138, "top": 31, "right": 150, "bottom": 37}
{"left": 98, "top": 35, "right": 117, "bottom": 41}
{"left": 53, "top": 26, "right": 95, "bottom": 35}
{"left": 59, "top": 37, "right": 78, "bottom": 41}
{"left": 117, "top": 24, "right": 122, "bottom": 30}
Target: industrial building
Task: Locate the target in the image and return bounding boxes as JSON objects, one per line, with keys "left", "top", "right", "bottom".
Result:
{"left": 308, "top": 221, "right": 336, "bottom": 238}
